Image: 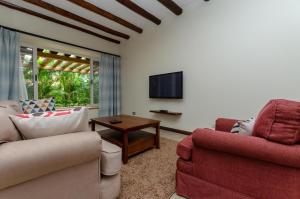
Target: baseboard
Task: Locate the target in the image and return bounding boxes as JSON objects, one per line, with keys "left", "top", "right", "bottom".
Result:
{"left": 160, "top": 126, "right": 192, "bottom": 135}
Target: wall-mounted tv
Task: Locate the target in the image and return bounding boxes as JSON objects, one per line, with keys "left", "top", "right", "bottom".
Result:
{"left": 149, "top": 71, "right": 183, "bottom": 99}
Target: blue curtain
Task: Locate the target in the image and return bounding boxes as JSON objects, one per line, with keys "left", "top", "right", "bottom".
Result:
{"left": 99, "top": 53, "right": 121, "bottom": 116}
{"left": 0, "top": 28, "right": 20, "bottom": 101}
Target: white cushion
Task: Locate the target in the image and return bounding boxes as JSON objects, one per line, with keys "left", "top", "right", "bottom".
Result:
{"left": 9, "top": 107, "right": 89, "bottom": 139}
{"left": 101, "top": 140, "right": 122, "bottom": 176}
{"left": 100, "top": 173, "right": 121, "bottom": 199}
{"left": 231, "top": 117, "right": 256, "bottom": 136}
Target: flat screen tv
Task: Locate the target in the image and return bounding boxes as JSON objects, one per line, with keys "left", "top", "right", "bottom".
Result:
{"left": 149, "top": 71, "right": 183, "bottom": 99}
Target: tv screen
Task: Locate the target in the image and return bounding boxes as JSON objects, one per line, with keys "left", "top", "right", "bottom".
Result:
{"left": 149, "top": 71, "right": 183, "bottom": 99}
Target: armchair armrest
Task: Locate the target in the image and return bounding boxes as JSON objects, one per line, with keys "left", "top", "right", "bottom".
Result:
{"left": 192, "top": 129, "right": 300, "bottom": 168}
{"left": 215, "top": 118, "right": 237, "bottom": 132}
{"left": 0, "top": 131, "right": 101, "bottom": 190}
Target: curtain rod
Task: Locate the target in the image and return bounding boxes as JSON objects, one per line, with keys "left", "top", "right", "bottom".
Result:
{"left": 0, "top": 25, "right": 121, "bottom": 57}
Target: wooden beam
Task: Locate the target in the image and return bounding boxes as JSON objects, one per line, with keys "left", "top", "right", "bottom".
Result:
{"left": 40, "top": 66, "right": 89, "bottom": 74}
{"left": 52, "top": 60, "right": 63, "bottom": 68}
{"left": 37, "top": 51, "right": 90, "bottom": 65}
{"left": 23, "top": 0, "right": 130, "bottom": 39}
{"left": 74, "top": 64, "right": 88, "bottom": 71}
{"left": 58, "top": 61, "right": 73, "bottom": 69}
{"left": 116, "top": 0, "right": 161, "bottom": 25}
{"left": 157, "top": 0, "right": 182, "bottom": 15}
{"left": 67, "top": 0, "right": 142, "bottom": 33}
{"left": 0, "top": 0, "right": 120, "bottom": 44}
{"left": 64, "top": 63, "right": 81, "bottom": 71}
{"left": 39, "top": 58, "right": 52, "bottom": 67}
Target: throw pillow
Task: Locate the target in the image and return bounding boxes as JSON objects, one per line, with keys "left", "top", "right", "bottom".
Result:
{"left": 230, "top": 117, "right": 255, "bottom": 136}
{"left": 20, "top": 97, "right": 56, "bottom": 114}
{"left": 9, "top": 107, "right": 89, "bottom": 139}
{"left": 253, "top": 99, "right": 300, "bottom": 145}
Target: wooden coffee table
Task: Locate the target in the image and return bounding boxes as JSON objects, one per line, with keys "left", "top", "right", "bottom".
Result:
{"left": 91, "top": 115, "right": 160, "bottom": 164}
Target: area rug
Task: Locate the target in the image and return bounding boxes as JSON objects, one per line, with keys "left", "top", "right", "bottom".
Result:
{"left": 120, "top": 137, "right": 179, "bottom": 199}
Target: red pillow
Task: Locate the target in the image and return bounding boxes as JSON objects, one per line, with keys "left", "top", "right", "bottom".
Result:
{"left": 253, "top": 99, "right": 300, "bottom": 145}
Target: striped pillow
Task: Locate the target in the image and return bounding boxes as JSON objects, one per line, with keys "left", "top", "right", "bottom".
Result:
{"left": 230, "top": 117, "right": 255, "bottom": 136}
{"left": 9, "top": 107, "right": 88, "bottom": 139}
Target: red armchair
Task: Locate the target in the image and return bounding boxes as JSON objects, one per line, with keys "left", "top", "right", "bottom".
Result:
{"left": 176, "top": 118, "right": 300, "bottom": 199}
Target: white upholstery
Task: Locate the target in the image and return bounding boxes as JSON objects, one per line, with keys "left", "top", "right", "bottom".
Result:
{"left": 100, "top": 173, "right": 121, "bottom": 199}
{"left": 101, "top": 140, "right": 122, "bottom": 176}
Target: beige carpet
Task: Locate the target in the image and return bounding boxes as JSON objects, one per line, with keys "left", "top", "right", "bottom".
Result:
{"left": 120, "top": 137, "right": 178, "bottom": 199}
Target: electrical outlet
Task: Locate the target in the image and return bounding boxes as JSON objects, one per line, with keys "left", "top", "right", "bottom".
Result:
{"left": 132, "top": 112, "right": 136, "bottom": 115}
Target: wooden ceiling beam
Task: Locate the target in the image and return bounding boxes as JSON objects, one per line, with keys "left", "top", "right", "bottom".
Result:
{"left": 23, "top": 0, "right": 130, "bottom": 39}
{"left": 116, "top": 0, "right": 161, "bottom": 25}
{"left": 0, "top": 0, "right": 120, "bottom": 44}
{"left": 67, "top": 0, "right": 142, "bottom": 33}
{"left": 157, "top": 0, "right": 182, "bottom": 15}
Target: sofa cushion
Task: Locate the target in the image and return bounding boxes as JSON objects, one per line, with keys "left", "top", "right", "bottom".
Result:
{"left": 101, "top": 140, "right": 122, "bottom": 176}
{"left": 10, "top": 107, "right": 89, "bottom": 139}
{"left": 20, "top": 98, "right": 55, "bottom": 114}
{"left": 0, "top": 106, "right": 21, "bottom": 143}
{"left": 0, "top": 100, "right": 20, "bottom": 113}
{"left": 215, "top": 118, "right": 237, "bottom": 132}
{"left": 253, "top": 99, "right": 300, "bottom": 145}
{"left": 0, "top": 131, "right": 101, "bottom": 190}
{"left": 176, "top": 134, "right": 193, "bottom": 161}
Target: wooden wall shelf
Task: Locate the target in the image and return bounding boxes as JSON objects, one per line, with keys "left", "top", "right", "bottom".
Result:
{"left": 150, "top": 110, "right": 182, "bottom": 115}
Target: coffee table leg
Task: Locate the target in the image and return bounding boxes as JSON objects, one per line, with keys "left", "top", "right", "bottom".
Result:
{"left": 122, "top": 131, "right": 129, "bottom": 164}
{"left": 91, "top": 121, "right": 95, "bottom": 131}
{"left": 155, "top": 123, "right": 160, "bottom": 149}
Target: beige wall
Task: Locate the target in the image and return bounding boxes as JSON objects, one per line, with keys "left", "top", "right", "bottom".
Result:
{"left": 120, "top": 0, "right": 300, "bottom": 131}
{"left": 0, "top": 5, "right": 120, "bottom": 57}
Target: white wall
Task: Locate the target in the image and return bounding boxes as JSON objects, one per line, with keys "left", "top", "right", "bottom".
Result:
{"left": 0, "top": 5, "right": 120, "bottom": 57}
{"left": 120, "top": 0, "right": 300, "bottom": 131}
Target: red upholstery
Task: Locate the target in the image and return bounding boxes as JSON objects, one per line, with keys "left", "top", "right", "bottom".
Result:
{"left": 253, "top": 99, "right": 300, "bottom": 145}
{"left": 176, "top": 158, "right": 193, "bottom": 175}
{"left": 193, "top": 129, "right": 300, "bottom": 168}
{"left": 176, "top": 122, "right": 300, "bottom": 199}
{"left": 176, "top": 171, "right": 253, "bottom": 199}
{"left": 176, "top": 135, "right": 193, "bottom": 161}
{"left": 215, "top": 118, "right": 237, "bottom": 132}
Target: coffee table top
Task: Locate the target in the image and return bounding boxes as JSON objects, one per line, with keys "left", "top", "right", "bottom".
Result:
{"left": 91, "top": 115, "right": 160, "bottom": 131}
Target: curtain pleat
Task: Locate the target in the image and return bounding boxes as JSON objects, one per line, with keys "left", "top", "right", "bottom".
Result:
{"left": 99, "top": 54, "right": 121, "bottom": 116}
{"left": 0, "top": 28, "right": 20, "bottom": 101}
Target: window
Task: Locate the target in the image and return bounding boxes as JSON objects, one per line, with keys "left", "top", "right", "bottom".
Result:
{"left": 20, "top": 46, "right": 34, "bottom": 99}
{"left": 20, "top": 46, "right": 99, "bottom": 108}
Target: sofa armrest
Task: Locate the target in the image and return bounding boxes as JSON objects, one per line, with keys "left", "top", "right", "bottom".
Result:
{"left": 192, "top": 129, "right": 300, "bottom": 168}
{"left": 215, "top": 118, "right": 237, "bottom": 132}
{"left": 0, "top": 131, "right": 101, "bottom": 190}
{"left": 176, "top": 135, "right": 193, "bottom": 160}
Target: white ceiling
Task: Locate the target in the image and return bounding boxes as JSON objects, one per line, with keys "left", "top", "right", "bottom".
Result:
{"left": 8, "top": 0, "right": 199, "bottom": 43}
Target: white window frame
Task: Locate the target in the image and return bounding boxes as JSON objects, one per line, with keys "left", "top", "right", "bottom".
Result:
{"left": 20, "top": 43, "right": 99, "bottom": 105}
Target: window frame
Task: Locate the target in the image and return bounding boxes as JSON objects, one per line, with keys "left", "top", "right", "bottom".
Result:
{"left": 20, "top": 43, "right": 98, "bottom": 106}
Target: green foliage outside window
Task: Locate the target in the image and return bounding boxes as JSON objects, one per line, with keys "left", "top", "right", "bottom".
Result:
{"left": 23, "top": 67, "right": 34, "bottom": 100}
{"left": 38, "top": 69, "right": 90, "bottom": 107}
